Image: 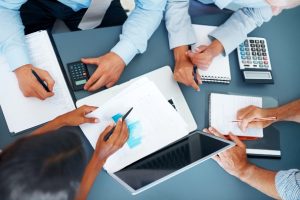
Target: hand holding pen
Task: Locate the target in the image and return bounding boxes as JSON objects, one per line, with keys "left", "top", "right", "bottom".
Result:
{"left": 104, "top": 107, "right": 133, "bottom": 141}
{"left": 236, "top": 105, "right": 278, "bottom": 132}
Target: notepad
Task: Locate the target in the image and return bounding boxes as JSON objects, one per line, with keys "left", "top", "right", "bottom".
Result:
{"left": 80, "top": 78, "right": 189, "bottom": 173}
{"left": 192, "top": 24, "right": 231, "bottom": 83}
{"left": 209, "top": 93, "right": 263, "bottom": 138}
{"left": 0, "top": 31, "right": 75, "bottom": 134}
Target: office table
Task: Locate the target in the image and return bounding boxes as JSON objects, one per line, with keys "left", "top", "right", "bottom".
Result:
{"left": 1, "top": 7, "right": 300, "bottom": 200}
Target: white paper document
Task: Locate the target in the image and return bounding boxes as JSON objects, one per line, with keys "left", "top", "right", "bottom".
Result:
{"left": 210, "top": 93, "right": 263, "bottom": 137}
{"left": 192, "top": 24, "right": 231, "bottom": 83}
{"left": 0, "top": 31, "right": 75, "bottom": 133}
{"left": 80, "top": 78, "right": 189, "bottom": 173}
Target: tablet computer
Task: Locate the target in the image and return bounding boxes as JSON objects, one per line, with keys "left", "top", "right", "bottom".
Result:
{"left": 109, "top": 130, "right": 234, "bottom": 195}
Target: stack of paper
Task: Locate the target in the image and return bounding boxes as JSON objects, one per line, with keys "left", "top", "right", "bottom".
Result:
{"left": 80, "top": 78, "right": 189, "bottom": 173}
{"left": 210, "top": 93, "right": 263, "bottom": 138}
{"left": 0, "top": 31, "right": 75, "bottom": 134}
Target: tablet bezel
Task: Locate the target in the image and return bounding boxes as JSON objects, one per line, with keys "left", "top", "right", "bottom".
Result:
{"left": 108, "top": 130, "right": 235, "bottom": 195}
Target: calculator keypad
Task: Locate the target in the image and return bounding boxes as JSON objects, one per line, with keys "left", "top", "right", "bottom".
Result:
{"left": 238, "top": 38, "right": 271, "bottom": 70}
{"left": 67, "top": 61, "right": 90, "bottom": 91}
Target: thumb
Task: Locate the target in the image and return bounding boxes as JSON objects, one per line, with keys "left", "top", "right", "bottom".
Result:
{"left": 81, "top": 57, "right": 99, "bottom": 65}
{"left": 228, "top": 132, "right": 245, "bottom": 148}
{"left": 186, "top": 50, "right": 196, "bottom": 59}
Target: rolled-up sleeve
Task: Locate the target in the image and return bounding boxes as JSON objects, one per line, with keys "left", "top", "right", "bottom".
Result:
{"left": 111, "top": 0, "right": 166, "bottom": 65}
{"left": 209, "top": 6, "right": 273, "bottom": 55}
{"left": 275, "top": 169, "right": 300, "bottom": 200}
{"left": 0, "top": 1, "right": 30, "bottom": 71}
{"left": 164, "top": 0, "right": 197, "bottom": 49}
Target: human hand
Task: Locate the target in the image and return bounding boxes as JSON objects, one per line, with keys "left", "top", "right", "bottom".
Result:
{"left": 203, "top": 127, "right": 252, "bottom": 179}
{"left": 173, "top": 46, "right": 202, "bottom": 91}
{"left": 186, "top": 45, "right": 215, "bottom": 70}
{"left": 237, "top": 105, "right": 277, "bottom": 132}
{"left": 14, "top": 64, "right": 55, "bottom": 100}
{"left": 56, "top": 105, "right": 99, "bottom": 127}
{"left": 95, "top": 119, "right": 129, "bottom": 161}
{"left": 186, "top": 40, "right": 224, "bottom": 70}
{"left": 81, "top": 52, "right": 126, "bottom": 92}
{"left": 174, "top": 58, "right": 202, "bottom": 91}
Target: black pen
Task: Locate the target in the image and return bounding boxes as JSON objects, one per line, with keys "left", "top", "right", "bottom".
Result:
{"left": 104, "top": 107, "right": 133, "bottom": 141}
{"left": 31, "top": 69, "right": 50, "bottom": 92}
{"left": 193, "top": 65, "right": 199, "bottom": 85}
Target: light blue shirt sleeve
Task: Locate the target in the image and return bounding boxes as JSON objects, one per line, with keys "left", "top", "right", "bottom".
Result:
{"left": 275, "top": 169, "right": 300, "bottom": 200}
{"left": 209, "top": 6, "right": 273, "bottom": 55}
{"left": 111, "top": 0, "right": 166, "bottom": 65}
{"left": 164, "top": 0, "right": 197, "bottom": 49}
{"left": 0, "top": 1, "right": 30, "bottom": 71}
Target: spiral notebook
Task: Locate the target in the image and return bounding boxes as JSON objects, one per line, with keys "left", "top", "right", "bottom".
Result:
{"left": 192, "top": 24, "right": 231, "bottom": 83}
{"left": 209, "top": 93, "right": 263, "bottom": 138}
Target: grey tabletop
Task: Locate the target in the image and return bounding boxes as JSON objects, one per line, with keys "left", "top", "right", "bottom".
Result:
{"left": 1, "top": 7, "right": 300, "bottom": 200}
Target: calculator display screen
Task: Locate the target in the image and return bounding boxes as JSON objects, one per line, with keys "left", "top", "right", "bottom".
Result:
{"left": 75, "top": 79, "right": 87, "bottom": 85}
{"left": 244, "top": 71, "right": 272, "bottom": 80}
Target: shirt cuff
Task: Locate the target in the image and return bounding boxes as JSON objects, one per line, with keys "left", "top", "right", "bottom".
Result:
{"left": 4, "top": 45, "right": 31, "bottom": 71}
{"left": 275, "top": 169, "right": 300, "bottom": 200}
{"left": 209, "top": 25, "right": 245, "bottom": 56}
{"left": 111, "top": 39, "right": 139, "bottom": 65}
{"left": 168, "top": 26, "right": 197, "bottom": 50}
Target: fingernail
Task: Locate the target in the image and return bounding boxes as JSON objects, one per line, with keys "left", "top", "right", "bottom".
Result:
{"left": 119, "top": 118, "right": 123, "bottom": 122}
{"left": 197, "top": 88, "right": 200, "bottom": 92}
{"left": 94, "top": 118, "right": 99, "bottom": 123}
{"left": 209, "top": 127, "right": 213, "bottom": 131}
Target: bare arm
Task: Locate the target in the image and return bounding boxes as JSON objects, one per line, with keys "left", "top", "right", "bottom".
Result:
{"left": 204, "top": 127, "right": 280, "bottom": 199}
{"left": 75, "top": 120, "right": 129, "bottom": 200}
{"left": 239, "top": 165, "right": 279, "bottom": 199}
{"left": 32, "top": 105, "right": 98, "bottom": 135}
{"left": 75, "top": 155, "right": 105, "bottom": 200}
{"left": 276, "top": 99, "right": 300, "bottom": 123}
{"left": 237, "top": 99, "right": 300, "bottom": 131}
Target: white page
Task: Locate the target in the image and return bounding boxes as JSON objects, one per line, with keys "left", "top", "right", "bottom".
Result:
{"left": 192, "top": 24, "right": 231, "bottom": 81}
{"left": 210, "top": 93, "right": 263, "bottom": 137}
{"left": 80, "top": 78, "right": 188, "bottom": 173}
{"left": 0, "top": 31, "right": 75, "bottom": 133}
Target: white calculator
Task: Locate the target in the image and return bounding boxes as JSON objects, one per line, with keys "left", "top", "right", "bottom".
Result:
{"left": 237, "top": 37, "right": 274, "bottom": 84}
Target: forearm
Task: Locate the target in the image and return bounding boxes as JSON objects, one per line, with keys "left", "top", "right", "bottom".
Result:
{"left": 32, "top": 116, "right": 65, "bottom": 135}
{"left": 275, "top": 99, "right": 300, "bottom": 123}
{"left": 238, "top": 164, "right": 280, "bottom": 199}
{"left": 174, "top": 45, "right": 189, "bottom": 62}
{"left": 75, "top": 155, "right": 105, "bottom": 200}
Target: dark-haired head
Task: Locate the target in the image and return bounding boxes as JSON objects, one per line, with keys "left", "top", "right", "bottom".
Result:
{"left": 0, "top": 129, "right": 87, "bottom": 200}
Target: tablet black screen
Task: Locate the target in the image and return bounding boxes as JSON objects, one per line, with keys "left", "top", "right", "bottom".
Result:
{"left": 114, "top": 131, "right": 230, "bottom": 191}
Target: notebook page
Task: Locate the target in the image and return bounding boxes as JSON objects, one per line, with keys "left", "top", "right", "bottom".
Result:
{"left": 210, "top": 93, "right": 263, "bottom": 137}
{"left": 80, "top": 78, "right": 189, "bottom": 173}
{"left": 0, "top": 31, "right": 75, "bottom": 133}
{"left": 192, "top": 24, "right": 231, "bottom": 81}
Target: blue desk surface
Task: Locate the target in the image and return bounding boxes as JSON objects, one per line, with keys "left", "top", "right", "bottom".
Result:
{"left": 1, "top": 7, "right": 300, "bottom": 200}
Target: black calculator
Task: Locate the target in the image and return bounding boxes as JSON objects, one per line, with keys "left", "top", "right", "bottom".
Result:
{"left": 67, "top": 61, "right": 90, "bottom": 91}
{"left": 237, "top": 37, "right": 274, "bottom": 84}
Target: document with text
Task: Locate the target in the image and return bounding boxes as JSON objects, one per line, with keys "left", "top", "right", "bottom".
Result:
{"left": 0, "top": 31, "right": 75, "bottom": 134}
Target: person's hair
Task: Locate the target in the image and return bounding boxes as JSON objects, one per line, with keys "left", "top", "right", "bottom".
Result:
{"left": 0, "top": 128, "right": 87, "bottom": 200}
